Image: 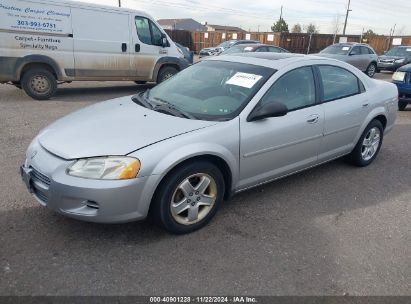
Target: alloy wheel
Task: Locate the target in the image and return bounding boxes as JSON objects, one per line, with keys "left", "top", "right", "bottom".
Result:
{"left": 361, "top": 127, "right": 381, "bottom": 161}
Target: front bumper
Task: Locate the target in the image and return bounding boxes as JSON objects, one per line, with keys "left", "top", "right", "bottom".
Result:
{"left": 20, "top": 140, "right": 153, "bottom": 223}
{"left": 377, "top": 62, "right": 403, "bottom": 71}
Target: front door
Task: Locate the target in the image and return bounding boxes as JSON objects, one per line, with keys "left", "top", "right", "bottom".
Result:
{"left": 239, "top": 66, "right": 324, "bottom": 189}
{"left": 130, "top": 16, "right": 168, "bottom": 79}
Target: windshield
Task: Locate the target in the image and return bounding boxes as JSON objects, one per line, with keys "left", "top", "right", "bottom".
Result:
{"left": 145, "top": 60, "right": 275, "bottom": 121}
{"left": 320, "top": 45, "right": 351, "bottom": 55}
{"left": 386, "top": 47, "right": 411, "bottom": 57}
{"left": 222, "top": 46, "right": 253, "bottom": 55}
{"left": 218, "top": 41, "right": 236, "bottom": 49}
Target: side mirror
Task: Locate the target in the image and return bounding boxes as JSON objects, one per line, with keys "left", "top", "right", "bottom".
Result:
{"left": 247, "top": 102, "right": 288, "bottom": 122}
{"left": 161, "top": 33, "right": 168, "bottom": 47}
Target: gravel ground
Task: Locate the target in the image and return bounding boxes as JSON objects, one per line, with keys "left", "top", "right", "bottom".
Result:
{"left": 0, "top": 72, "right": 410, "bottom": 296}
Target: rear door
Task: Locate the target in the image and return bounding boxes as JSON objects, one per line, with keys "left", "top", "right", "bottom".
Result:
{"left": 71, "top": 7, "right": 131, "bottom": 79}
{"left": 316, "top": 65, "right": 369, "bottom": 161}
{"left": 130, "top": 16, "right": 167, "bottom": 79}
{"left": 346, "top": 46, "right": 364, "bottom": 71}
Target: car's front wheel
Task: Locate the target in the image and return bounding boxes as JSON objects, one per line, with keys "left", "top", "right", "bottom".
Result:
{"left": 348, "top": 120, "right": 384, "bottom": 167}
{"left": 365, "top": 63, "right": 377, "bottom": 78}
{"left": 151, "top": 161, "right": 225, "bottom": 234}
{"left": 21, "top": 68, "right": 57, "bottom": 100}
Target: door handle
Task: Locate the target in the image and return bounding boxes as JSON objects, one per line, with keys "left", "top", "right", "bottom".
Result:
{"left": 135, "top": 43, "right": 141, "bottom": 52}
{"left": 362, "top": 103, "right": 369, "bottom": 107}
{"left": 307, "top": 115, "right": 319, "bottom": 124}
{"left": 121, "top": 43, "right": 127, "bottom": 52}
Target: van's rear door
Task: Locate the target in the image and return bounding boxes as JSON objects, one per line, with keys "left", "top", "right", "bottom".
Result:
{"left": 71, "top": 6, "right": 130, "bottom": 79}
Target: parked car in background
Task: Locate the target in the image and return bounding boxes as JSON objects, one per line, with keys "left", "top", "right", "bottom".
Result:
{"left": 318, "top": 43, "right": 379, "bottom": 77}
{"left": 176, "top": 43, "right": 194, "bottom": 64}
{"left": 378, "top": 46, "right": 411, "bottom": 72}
{"left": 0, "top": 0, "right": 188, "bottom": 100}
{"left": 392, "top": 64, "right": 411, "bottom": 111}
{"left": 199, "top": 40, "right": 259, "bottom": 58}
{"left": 21, "top": 53, "right": 398, "bottom": 234}
{"left": 220, "top": 44, "right": 289, "bottom": 55}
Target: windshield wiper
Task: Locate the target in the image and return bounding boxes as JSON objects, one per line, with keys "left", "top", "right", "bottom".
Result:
{"left": 131, "top": 91, "right": 153, "bottom": 109}
{"left": 151, "top": 97, "right": 198, "bottom": 120}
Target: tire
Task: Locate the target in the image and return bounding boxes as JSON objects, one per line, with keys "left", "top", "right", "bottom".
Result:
{"left": 398, "top": 101, "right": 407, "bottom": 111}
{"left": 134, "top": 81, "right": 147, "bottom": 85}
{"left": 348, "top": 120, "right": 384, "bottom": 167}
{"left": 157, "top": 66, "right": 178, "bottom": 83}
{"left": 21, "top": 68, "right": 57, "bottom": 100}
{"left": 151, "top": 161, "right": 225, "bottom": 234}
{"left": 365, "top": 63, "right": 377, "bottom": 78}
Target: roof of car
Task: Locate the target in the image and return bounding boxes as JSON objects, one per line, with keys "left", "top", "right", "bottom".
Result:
{"left": 206, "top": 53, "right": 327, "bottom": 69}
{"left": 332, "top": 42, "right": 371, "bottom": 47}
{"left": 232, "top": 43, "right": 281, "bottom": 48}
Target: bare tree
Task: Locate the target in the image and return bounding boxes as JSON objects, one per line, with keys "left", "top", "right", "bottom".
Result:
{"left": 330, "top": 14, "right": 342, "bottom": 43}
{"left": 291, "top": 23, "right": 302, "bottom": 33}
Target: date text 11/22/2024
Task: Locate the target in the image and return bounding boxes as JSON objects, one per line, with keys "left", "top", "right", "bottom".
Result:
{"left": 149, "top": 297, "right": 258, "bottom": 303}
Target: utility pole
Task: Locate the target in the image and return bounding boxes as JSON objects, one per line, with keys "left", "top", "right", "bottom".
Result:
{"left": 118, "top": 0, "right": 121, "bottom": 7}
{"left": 279, "top": 5, "right": 283, "bottom": 20}
{"left": 342, "top": 0, "right": 351, "bottom": 35}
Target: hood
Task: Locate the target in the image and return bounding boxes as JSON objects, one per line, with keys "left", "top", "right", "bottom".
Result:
{"left": 38, "top": 97, "right": 216, "bottom": 159}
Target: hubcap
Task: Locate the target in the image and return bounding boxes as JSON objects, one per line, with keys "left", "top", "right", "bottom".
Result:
{"left": 30, "top": 75, "right": 50, "bottom": 94}
{"left": 170, "top": 173, "right": 217, "bottom": 225}
{"left": 162, "top": 73, "right": 174, "bottom": 81}
{"left": 368, "top": 65, "right": 376, "bottom": 77}
{"left": 361, "top": 127, "right": 381, "bottom": 161}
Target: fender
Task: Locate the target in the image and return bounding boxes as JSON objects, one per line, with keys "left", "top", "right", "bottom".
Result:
{"left": 136, "top": 143, "right": 239, "bottom": 218}
{"left": 15, "top": 55, "right": 63, "bottom": 80}
{"left": 353, "top": 106, "right": 387, "bottom": 145}
{"left": 152, "top": 56, "right": 190, "bottom": 81}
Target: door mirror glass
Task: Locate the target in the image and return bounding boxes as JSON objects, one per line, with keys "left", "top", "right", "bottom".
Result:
{"left": 248, "top": 102, "right": 288, "bottom": 122}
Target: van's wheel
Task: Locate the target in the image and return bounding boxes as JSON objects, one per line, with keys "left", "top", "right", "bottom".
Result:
{"left": 21, "top": 68, "right": 57, "bottom": 100}
{"left": 157, "top": 66, "right": 178, "bottom": 83}
{"left": 348, "top": 120, "right": 384, "bottom": 167}
{"left": 398, "top": 101, "right": 407, "bottom": 111}
{"left": 151, "top": 161, "right": 225, "bottom": 234}
{"left": 135, "top": 81, "right": 147, "bottom": 85}
{"left": 365, "top": 63, "right": 377, "bottom": 78}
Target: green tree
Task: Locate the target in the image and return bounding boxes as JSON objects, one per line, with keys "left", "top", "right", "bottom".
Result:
{"left": 271, "top": 17, "right": 289, "bottom": 32}
{"left": 305, "top": 23, "right": 318, "bottom": 34}
{"left": 291, "top": 23, "right": 302, "bottom": 33}
{"left": 363, "top": 29, "right": 377, "bottom": 39}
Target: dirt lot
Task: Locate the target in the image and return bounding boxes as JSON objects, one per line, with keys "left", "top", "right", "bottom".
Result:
{"left": 0, "top": 73, "right": 410, "bottom": 296}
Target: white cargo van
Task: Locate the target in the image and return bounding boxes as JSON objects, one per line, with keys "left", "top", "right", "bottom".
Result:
{"left": 0, "top": 0, "right": 189, "bottom": 99}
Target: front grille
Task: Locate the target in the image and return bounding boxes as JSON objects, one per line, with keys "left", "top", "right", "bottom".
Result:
{"left": 33, "top": 188, "right": 48, "bottom": 203}
{"left": 31, "top": 167, "right": 51, "bottom": 186}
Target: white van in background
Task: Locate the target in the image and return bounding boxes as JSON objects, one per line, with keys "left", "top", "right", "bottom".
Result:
{"left": 0, "top": 0, "right": 189, "bottom": 99}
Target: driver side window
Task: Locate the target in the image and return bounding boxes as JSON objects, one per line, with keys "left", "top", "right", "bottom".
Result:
{"left": 260, "top": 66, "right": 316, "bottom": 112}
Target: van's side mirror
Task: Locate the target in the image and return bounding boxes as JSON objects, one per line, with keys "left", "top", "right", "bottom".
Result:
{"left": 161, "top": 33, "right": 168, "bottom": 47}
{"left": 247, "top": 102, "right": 288, "bottom": 122}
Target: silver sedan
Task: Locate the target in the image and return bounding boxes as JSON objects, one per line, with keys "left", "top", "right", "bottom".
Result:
{"left": 21, "top": 53, "right": 398, "bottom": 234}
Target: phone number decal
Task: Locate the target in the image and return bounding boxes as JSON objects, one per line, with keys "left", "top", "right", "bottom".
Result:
{"left": 17, "top": 20, "right": 57, "bottom": 29}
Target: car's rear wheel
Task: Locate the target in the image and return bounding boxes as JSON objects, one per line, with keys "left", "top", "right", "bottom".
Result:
{"left": 151, "top": 161, "right": 225, "bottom": 234}
{"left": 157, "top": 66, "right": 178, "bottom": 83}
{"left": 399, "top": 101, "right": 407, "bottom": 111}
{"left": 348, "top": 120, "right": 384, "bottom": 167}
{"left": 366, "top": 63, "right": 377, "bottom": 78}
{"left": 21, "top": 68, "right": 57, "bottom": 100}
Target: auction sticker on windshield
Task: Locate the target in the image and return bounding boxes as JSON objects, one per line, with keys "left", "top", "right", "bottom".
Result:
{"left": 342, "top": 46, "right": 350, "bottom": 51}
{"left": 226, "top": 72, "right": 262, "bottom": 88}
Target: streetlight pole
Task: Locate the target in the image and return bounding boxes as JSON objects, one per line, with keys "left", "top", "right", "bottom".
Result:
{"left": 118, "top": 0, "right": 121, "bottom": 7}
{"left": 342, "top": 0, "right": 351, "bottom": 35}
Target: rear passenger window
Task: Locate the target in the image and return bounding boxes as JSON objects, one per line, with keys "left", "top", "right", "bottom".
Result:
{"left": 260, "top": 66, "right": 316, "bottom": 111}
{"left": 318, "top": 66, "right": 361, "bottom": 101}
{"left": 256, "top": 47, "right": 268, "bottom": 52}
{"left": 268, "top": 47, "right": 281, "bottom": 53}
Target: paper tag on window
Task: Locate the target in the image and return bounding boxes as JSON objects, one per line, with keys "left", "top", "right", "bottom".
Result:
{"left": 407, "top": 48, "right": 411, "bottom": 52}
{"left": 244, "top": 47, "right": 253, "bottom": 51}
{"left": 226, "top": 72, "right": 262, "bottom": 88}
{"left": 342, "top": 46, "right": 350, "bottom": 51}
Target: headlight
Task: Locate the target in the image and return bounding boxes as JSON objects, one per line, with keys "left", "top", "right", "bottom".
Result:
{"left": 67, "top": 157, "right": 141, "bottom": 180}
{"left": 392, "top": 71, "right": 406, "bottom": 82}
{"left": 395, "top": 58, "right": 405, "bottom": 63}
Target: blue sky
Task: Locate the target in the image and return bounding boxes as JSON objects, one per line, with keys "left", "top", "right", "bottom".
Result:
{"left": 77, "top": 0, "right": 411, "bottom": 35}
